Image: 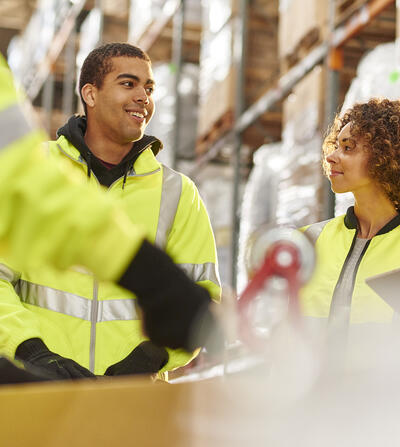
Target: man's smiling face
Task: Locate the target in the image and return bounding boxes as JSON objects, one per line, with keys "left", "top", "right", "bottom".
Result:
{"left": 87, "top": 56, "right": 155, "bottom": 145}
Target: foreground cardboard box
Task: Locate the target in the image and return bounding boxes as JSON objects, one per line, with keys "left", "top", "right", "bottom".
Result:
{"left": 0, "top": 374, "right": 267, "bottom": 447}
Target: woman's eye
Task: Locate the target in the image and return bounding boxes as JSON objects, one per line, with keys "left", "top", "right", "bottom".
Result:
{"left": 146, "top": 87, "right": 154, "bottom": 94}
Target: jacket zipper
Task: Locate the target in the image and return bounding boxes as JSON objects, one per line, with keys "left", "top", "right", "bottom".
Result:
{"left": 89, "top": 279, "right": 99, "bottom": 373}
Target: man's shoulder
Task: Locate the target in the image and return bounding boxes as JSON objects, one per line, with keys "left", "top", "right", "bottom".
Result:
{"left": 46, "top": 136, "right": 80, "bottom": 158}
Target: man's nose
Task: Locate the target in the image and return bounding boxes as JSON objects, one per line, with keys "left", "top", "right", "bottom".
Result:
{"left": 134, "top": 87, "right": 149, "bottom": 105}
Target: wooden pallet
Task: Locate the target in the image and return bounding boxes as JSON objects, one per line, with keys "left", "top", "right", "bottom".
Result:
{"left": 280, "top": 26, "right": 322, "bottom": 74}
{"left": 195, "top": 110, "right": 234, "bottom": 155}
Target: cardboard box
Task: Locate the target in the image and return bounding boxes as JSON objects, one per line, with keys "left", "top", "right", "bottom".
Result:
{"left": 197, "top": 1, "right": 280, "bottom": 144}
{"left": 278, "top": 0, "right": 329, "bottom": 59}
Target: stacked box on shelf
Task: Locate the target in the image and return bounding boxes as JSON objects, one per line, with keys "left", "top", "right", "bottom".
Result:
{"left": 196, "top": 0, "right": 281, "bottom": 156}
{"left": 278, "top": 0, "right": 329, "bottom": 73}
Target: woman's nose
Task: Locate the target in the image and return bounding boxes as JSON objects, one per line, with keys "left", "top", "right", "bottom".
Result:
{"left": 326, "top": 149, "right": 339, "bottom": 164}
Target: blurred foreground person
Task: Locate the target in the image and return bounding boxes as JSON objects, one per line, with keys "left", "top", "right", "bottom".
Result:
{"left": 0, "top": 52, "right": 220, "bottom": 382}
{"left": 301, "top": 98, "right": 400, "bottom": 345}
{"left": 0, "top": 43, "right": 220, "bottom": 381}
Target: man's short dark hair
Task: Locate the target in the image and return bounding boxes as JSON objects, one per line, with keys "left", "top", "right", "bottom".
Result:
{"left": 79, "top": 42, "right": 151, "bottom": 114}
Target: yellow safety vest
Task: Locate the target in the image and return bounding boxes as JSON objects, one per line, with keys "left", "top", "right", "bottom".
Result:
{"left": 300, "top": 207, "right": 400, "bottom": 327}
{"left": 0, "top": 133, "right": 221, "bottom": 375}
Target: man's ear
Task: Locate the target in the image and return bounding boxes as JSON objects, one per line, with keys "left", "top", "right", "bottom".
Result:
{"left": 81, "top": 83, "right": 96, "bottom": 109}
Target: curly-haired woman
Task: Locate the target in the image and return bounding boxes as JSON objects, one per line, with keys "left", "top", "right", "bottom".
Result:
{"left": 300, "top": 98, "right": 400, "bottom": 341}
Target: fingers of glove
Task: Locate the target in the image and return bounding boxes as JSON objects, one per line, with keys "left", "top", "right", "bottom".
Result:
{"left": 33, "top": 357, "right": 95, "bottom": 379}
{"left": 105, "top": 341, "right": 169, "bottom": 376}
{"left": 59, "top": 359, "right": 95, "bottom": 378}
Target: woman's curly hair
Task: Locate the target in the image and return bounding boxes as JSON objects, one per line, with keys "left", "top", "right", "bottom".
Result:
{"left": 322, "top": 98, "right": 400, "bottom": 210}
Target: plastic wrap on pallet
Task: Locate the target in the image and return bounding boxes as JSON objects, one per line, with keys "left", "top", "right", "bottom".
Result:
{"left": 276, "top": 76, "right": 323, "bottom": 228}
{"left": 337, "top": 42, "right": 400, "bottom": 216}
{"left": 129, "top": 0, "right": 164, "bottom": 42}
{"left": 75, "top": 8, "right": 102, "bottom": 96}
{"left": 129, "top": 0, "right": 201, "bottom": 43}
{"left": 197, "top": 19, "right": 233, "bottom": 137}
{"left": 276, "top": 134, "right": 322, "bottom": 227}
{"left": 198, "top": 22, "right": 232, "bottom": 101}
{"left": 202, "top": 0, "right": 235, "bottom": 34}
{"left": 7, "top": 0, "right": 75, "bottom": 90}
{"left": 145, "top": 63, "right": 199, "bottom": 167}
{"left": 341, "top": 42, "right": 400, "bottom": 113}
{"left": 236, "top": 70, "right": 323, "bottom": 290}
{"left": 237, "top": 143, "right": 285, "bottom": 293}
{"left": 183, "top": 161, "right": 241, "bottom": 287}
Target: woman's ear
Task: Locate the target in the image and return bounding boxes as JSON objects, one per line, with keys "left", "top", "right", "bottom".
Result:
{"left": 81, "top": 83, "right": 96, "bottom": 109}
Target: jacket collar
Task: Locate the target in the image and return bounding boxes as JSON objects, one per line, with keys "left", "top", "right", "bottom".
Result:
{"left": 344, "top": 206, "right": 400, "bottom": 235}
{"left": 56, "top": 135, "right": 161, "bottom": 175}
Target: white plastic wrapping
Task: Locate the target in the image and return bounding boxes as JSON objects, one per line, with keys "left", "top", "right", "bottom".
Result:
{"left": 128, "top": 0, "right": 201, "bottom": 43}
{"left": 341, "top": 42, "right": 400, "bottom": 113}
{"left": 145, "top": 63, "right": 199, "bottom": 167}
{"left": 7, "top": 0, "right": 77, "bottom": 91}
{"left": 237, "top": 67, "right": 324, "bottom": 290}
{"left": 75, "top": 8, "right": 102, "bottom": 97}
{"left": 198, "top": 20, "right": 233, "bottom": 106}
{"left": 236, "top": 143, "right": 286, "bottom": 292}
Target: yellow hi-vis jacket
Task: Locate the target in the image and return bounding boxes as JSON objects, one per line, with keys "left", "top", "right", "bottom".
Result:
{"left": 300, "top": 206, "right": 400, "bottom": 329}
{"left": 0, "top": 54, "right": 144, "bottom": 280}
{"left": 0, "top": 134, "right": 221, "bottom": 375}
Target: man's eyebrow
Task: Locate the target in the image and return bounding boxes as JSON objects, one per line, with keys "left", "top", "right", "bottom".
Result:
{"left": 115, "top": 73, "right": 155, "bottom": 84}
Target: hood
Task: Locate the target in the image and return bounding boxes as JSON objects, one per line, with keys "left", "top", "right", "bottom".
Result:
{"left": 56, "top": 115, "right": 163, "bottom": 163}
{"left": 56, "top": 115, "right": 163, "bottom": 188}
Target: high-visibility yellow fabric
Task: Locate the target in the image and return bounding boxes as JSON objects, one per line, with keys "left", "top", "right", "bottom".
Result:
{"left": 300, "top": 212, "right": 400, "bottom": 324}
{"left": 0, "top": 54, "right": 144, "bottom": 281}
{"left": 0, "top": 131, "right": 221, "bottom": 375}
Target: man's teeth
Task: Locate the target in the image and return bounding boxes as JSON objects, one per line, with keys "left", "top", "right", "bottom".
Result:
{"left": 129, "top": 112, "right": 144, "bottom": 118}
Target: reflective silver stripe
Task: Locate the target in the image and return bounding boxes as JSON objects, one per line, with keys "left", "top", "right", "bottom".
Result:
{"left": 0, "top": 263, "right": 20, "bottom": 284}
{"left": 303, "top": 219, "right": 332, "bottom": 245}
{"left": 155, "top": 165, "right": 182, "bottom": 249}
{"left": 97, "top": 299, "right": 138, "bottom": 322}
{"left": 15, "top": 280, "right": 139, "bottom": 322}
{"left": 89, "top": 280, "right": 99, "bottom": 372}
{"left": 178, "top": 262, "right": 220, "bottom": 286}
{"left": 0, "top": 103, "right": 33, "bottom": 150}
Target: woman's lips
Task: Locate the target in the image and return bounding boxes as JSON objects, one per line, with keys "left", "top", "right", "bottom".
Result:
{"left": 329, "top": 170, "right": 343, "bottom": 177}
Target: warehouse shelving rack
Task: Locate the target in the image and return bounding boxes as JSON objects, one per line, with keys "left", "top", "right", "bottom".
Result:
{"left": 214, "top": 0, "right": 398, "bottom": 291}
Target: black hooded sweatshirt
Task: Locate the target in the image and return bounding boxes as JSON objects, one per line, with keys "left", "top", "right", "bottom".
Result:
{"left": 57, "top": 115, "right": 162, "bottom": 188}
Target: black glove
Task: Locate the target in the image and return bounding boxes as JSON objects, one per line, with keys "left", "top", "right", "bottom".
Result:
{"left": 118, "top": 240, "right": 221, "bottom": 352}
{"left": 15, "top": 338, "right": 95, "bottom": 380}
{"left": 0, "top": 356, "right": 53, "bottom": 385}
{"left": 105, "top": 341, "right": 169, "bottom": 376}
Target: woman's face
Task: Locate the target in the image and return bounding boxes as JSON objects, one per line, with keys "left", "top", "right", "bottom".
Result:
{"left": 325, "top": 122, "right": 374, "bottom": 195}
